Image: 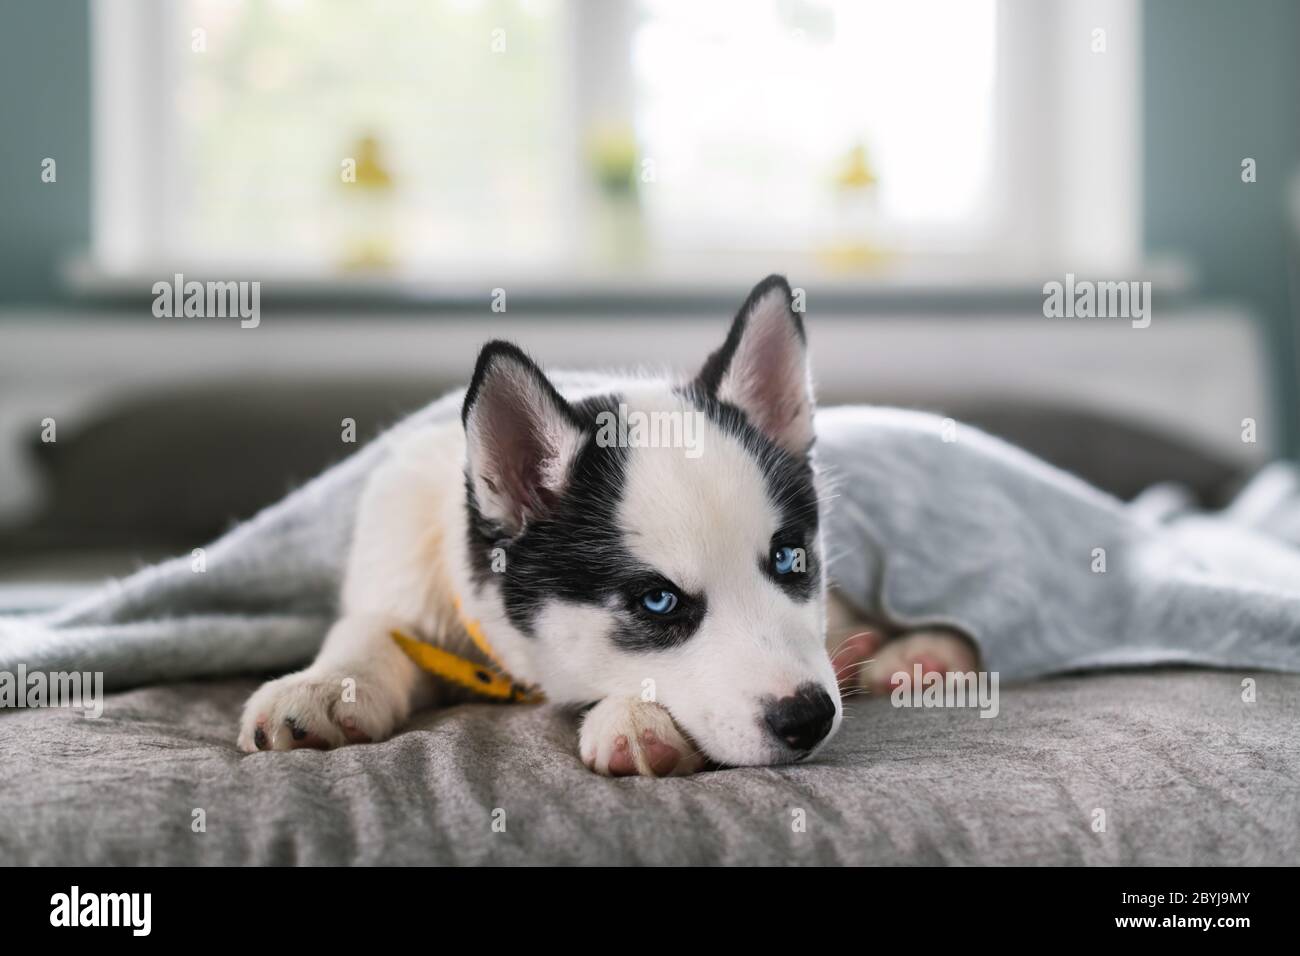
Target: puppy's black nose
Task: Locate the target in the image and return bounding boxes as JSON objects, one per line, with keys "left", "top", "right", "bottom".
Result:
{"left": 764, "top": 683, "right": 836, "bottom": 753}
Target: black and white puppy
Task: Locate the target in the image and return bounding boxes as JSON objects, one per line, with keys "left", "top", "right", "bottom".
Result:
{"left": 236, "top": 276, "right": 973, "bottom": 774}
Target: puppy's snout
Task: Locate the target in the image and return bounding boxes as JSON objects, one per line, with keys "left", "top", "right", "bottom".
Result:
{"left": 764, "top": 683, "right": 836, "bottom": 753}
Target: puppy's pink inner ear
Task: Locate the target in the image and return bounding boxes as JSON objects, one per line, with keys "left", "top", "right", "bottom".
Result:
{"left": 476, "top": 386, "right": 558, "bottom": 523}
{"left": 466, "top": 362, "right": 582, "bottom": 531}
{"left": 718, "top": 292, "right": 814, "bottom": 456}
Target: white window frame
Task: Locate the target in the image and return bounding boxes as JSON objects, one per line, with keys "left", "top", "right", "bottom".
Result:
{"left": 86, "top": 0, "right": 1141, "bottom": 290}
{"left": 91, "top": 0, "right": 182, "bottom": 275}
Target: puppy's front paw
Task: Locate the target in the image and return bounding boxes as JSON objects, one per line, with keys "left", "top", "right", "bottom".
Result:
{"left": 237, "top": 668, "right": 408, "bottom": 752}
{"left": 579, "top": 697, "right": 705, "bottom": 777}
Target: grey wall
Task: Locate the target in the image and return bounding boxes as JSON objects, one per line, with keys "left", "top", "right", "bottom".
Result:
{"left": 0, "top": 0, "right": 90, "bottom": 304}
{"left": 1144, "top": 0, "right": 1300, "bottom": 454}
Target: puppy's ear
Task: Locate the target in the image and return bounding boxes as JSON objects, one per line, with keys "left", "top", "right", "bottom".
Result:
{"left": 462, "top": 341, "right": 584, "bottom": 533}
{"left": 694, "top": 274, "right": 814, "bottom": 456}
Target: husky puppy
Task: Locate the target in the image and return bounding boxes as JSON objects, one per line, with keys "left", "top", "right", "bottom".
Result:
{"left": 237, "top": 276, "right": 973, "bottom": 775}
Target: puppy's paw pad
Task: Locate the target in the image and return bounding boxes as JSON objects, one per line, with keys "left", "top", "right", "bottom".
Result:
{"left": 580, "top": 699, "right": 704, "bottom": 777}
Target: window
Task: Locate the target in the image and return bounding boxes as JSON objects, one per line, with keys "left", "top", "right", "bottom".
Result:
{"left": 174, "top": 0, "right": 569, "bottom": 271}
{"left": 90, "top": 0, "right": 1139, "bottom": 287}
{"left": 631, "top": 0, "right": 998, "bottom": 252}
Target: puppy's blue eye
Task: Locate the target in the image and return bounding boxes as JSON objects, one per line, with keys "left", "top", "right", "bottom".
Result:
{"left": 773, "top": 546, "right": 799, "bottom": 575}
{"left": 641, "top": 589, "right": 679, "bottom": 615}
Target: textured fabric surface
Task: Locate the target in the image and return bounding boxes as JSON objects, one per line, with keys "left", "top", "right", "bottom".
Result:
{"left": 2, "top": 669, "right": 1295, "bottom": 865}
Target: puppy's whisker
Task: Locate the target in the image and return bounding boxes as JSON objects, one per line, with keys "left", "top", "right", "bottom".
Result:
{"left": 834, "top": 665, "right": 876, "bottom": 683}
{"left": 828, "top": 634, "right": 875, "bottom": 658}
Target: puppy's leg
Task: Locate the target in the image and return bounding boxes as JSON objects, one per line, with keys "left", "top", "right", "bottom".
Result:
{"left": 237, "top": 612, "right": 428, "bottom": 751}
{"left": 579, "top": 697, "right": 707, "bottom": 777}
{"left": 238, "top": 424, "right": 464, "bottom": 752}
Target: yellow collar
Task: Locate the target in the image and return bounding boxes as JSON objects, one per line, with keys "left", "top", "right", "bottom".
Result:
{"left": 390, "top": 597, "right": 544, "bottom": 704}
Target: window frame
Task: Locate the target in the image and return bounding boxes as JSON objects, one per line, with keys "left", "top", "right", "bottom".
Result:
{"left": 87, "top": 0, "right": 1141, "bottom": 289}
